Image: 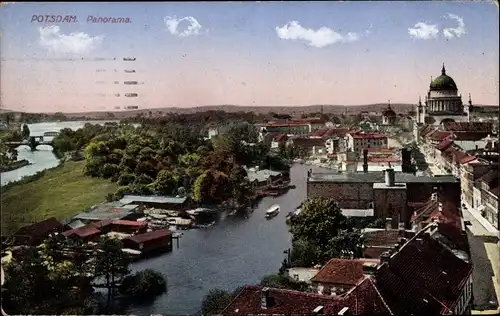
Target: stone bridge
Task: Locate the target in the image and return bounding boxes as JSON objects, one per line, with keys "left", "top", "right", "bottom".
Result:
{"left": 5, "top": 132, "right": 58, "bottom": 151}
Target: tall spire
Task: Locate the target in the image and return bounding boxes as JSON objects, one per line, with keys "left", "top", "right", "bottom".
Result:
{"left": 418, "top": 95, "right": 422, "bottom": 105}
{"left": 468, "top": 93, "right": 472, "bottom": 106}
{"left": 442, "top": 63, "right": 446, "bottom": 75}
{"left": 388, "top": 100, "right": 391, "bottom": 109}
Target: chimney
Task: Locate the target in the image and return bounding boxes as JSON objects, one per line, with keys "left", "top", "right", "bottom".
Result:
{"left": 260, "top": 287, "right": 270, "bottom": 309}
{"left": 384, "top": 168, "right": 395, "bottom": 186}
{"left": 338, "top": 307, "right": 350, "bottom": 316}
{"left": 363, "top": 149, "right": 368, "bottom": 173}
{"left": 313, "top": 306, "right": 324, "bottom": 315}
{"left": 380, "top": 251, "right": 391, "bottom": 264}
{"left": 385, "top": 217, "right": 392, "bottom": 230}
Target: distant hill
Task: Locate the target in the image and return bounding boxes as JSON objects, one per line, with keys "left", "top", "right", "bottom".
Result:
{"left": 1, "top": 104, "right": 498, "bottom": 119}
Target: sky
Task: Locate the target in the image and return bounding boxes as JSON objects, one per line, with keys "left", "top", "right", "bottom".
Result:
{"left": 0, "top": 1, "right": 499, "bottom": 113}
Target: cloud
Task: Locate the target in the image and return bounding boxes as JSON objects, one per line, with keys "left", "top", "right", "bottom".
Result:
{"left": 442, "top": 13, "right": 466, "bottom": 39}
{"left": 408, "top": 22, "right": 439, "bottom": 40}
{"left": 275, "top": 21, "right": 359, "bottom": 48}
{"left": 38, "top": 26, "right": 103, "bottom": 54}
{"left": 164, "top": 16, "right": 203, "bottom": 37}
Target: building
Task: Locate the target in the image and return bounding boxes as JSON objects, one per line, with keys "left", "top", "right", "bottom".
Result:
{"left": 13, "top": 217, "right": 65, "bottom": 246}
{"left": 258, "top": 122, "right": 312, "bottom": 138}
{"left": 288, "top": 137, "right": 326, "bottom": 157}
{"left": 346, "top": 131, "right": 388, "bottom": 153}
{"left": 381, "top": 103, "right": 397, "bottom": 125}
{"left": 415, "top": 64, "right": 472, "bottom": 126}
{"left": 310, "top": 258, "right": 379, "bottom": 295}
{"left": 245, "top": 167, "right": 283, "bottom": 191}
{"left": 119, "top": 195, "right": 189, "bottom": 210}
{"left": 73, "top": 202, "right": 141, "bottom": 222}
{"left": 306, "top": 168, "right": 460, "bottom": 229}
{"left": 220, "top": 278, "right": 393, "bottom": 316}
{"left": 62, "top": 225, "right": 101, "bottom": 243}
{"left": 122, "top": 229, "right": 173, "bottom": 255}
{"left": 270, "top": 134, "right": 288, "bottom": 151}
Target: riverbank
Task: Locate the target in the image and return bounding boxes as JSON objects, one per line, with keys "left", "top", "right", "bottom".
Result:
{"left": 0, "top": 159, "right": 30, "bottom": 172}
{"left": 0, "top": 160, "right": 119, "bottom": 235}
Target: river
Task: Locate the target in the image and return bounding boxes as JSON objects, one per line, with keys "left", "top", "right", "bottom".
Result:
{"left": 0, "top": 121, "right": 120, "bottom": 186}
{"left": 125, "top": 163, "right": 329, "bottom": 316}
{"left": 1, "top": 121, "right": 331, "bottom": 315}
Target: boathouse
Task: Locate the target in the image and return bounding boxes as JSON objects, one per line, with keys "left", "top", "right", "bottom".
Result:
{"left": 119, "top": 195, "right": 189, "bottom": 210}
{"left": 13, "top": 217, "right": 65, "bottom": 246}
{"left": 122, "top": 229, "right": 173, "bottom": 254}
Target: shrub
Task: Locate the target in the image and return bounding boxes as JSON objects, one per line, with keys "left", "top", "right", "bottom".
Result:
{"left": 119, "top": 269, "right": 167, "bottom": 298}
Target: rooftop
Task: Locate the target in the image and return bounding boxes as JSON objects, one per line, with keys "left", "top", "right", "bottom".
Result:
{"left": 349, "top": 131, "right": 387, "bottom": 139}
{"left": 74, "top": 202, "right": 137, "bottom": 221}
{"left": 119, "top": 195, "right": 187, "bottom": 205}
{"left": 311, "top": 258, "right": 365, "bottom": 286}
{"left": 308, "top": 172, "right": 459, "bottom": 183}
{"left": 127, "top": 229, "right": 172, "bottom": 244}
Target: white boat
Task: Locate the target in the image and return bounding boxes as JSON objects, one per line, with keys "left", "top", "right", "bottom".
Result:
{"left": 265, "top": 204, "right": 280, "bottom": 219}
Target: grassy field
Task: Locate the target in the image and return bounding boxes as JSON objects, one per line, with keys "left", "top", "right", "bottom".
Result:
{"left": 1, "top": 160, "right": 119, "bottom": 235}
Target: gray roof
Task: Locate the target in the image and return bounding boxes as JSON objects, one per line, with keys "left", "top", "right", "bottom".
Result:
{"left": 308, "top": 172, "right": 459, "bottom": 183}
{"left": 245, "top": 168, "right": 282, "bottom": 182}
{"left": 119, "top": 195, "right": 187, "bottom": 205}
{"left": 73, "top": 202, "right": 138, "bottom": 221}
{"left": 66, "top": 219, "right": 86, "bottom": 229}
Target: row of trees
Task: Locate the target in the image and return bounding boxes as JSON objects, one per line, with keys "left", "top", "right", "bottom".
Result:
{"left": 51, "top": 120, "right": 288, "bottom": 206}
{"left": 2, "top": 235, "right": 167, "bottom": 315}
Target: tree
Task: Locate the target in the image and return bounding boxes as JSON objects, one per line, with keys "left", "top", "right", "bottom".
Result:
{"left": 21, "top": 124, "right": 30, "bottom": 140}
{"left": 153, "top": 169, "right": 179, "bottom": 195}
{"left": 94, "top": 237, "right": 130, "bottom": 301}
{"left": 260, "top": 274, "right": 309, "bottom": 291}
{"left": 201, "top": 288, "right": 240, "bottom": 316}
{"left": 119, "top": 269, "right": 167, "bottom": 298}
{"left": 289, "top": 198, "right": 351, "bottom": 264}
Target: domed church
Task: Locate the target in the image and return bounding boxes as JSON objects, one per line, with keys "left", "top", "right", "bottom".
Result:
{"left": 415, "top": 64, "right": 473, "bottom": 126}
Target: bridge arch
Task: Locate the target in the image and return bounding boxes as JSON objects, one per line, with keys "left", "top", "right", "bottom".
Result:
{"left": 43, "top": 131, "right": 59, "bottom": 137}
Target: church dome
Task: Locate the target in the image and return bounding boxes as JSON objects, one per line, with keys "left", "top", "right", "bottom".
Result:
{"left": 429, "top": 64, "right": 458, "bottom": 91}
{"left": 382, "top": 104, "right": 396, "bottom": 117}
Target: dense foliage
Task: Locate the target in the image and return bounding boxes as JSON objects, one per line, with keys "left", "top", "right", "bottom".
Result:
{"left": 1, "top": 235, "right": 165, "bottom": 315}
{"left": 288, "top": 198, "right": 364, "bottom": 266}
{"left": 200, "top": 287, "right": 243, "bottom": 316}
{"left": 260, "top": 273, "right": 309, "bottom": 291}
{"left": 51, "top": 119, "right": 288, "bottom": 205}
{"left": 119, "top": 269, "right": 167, "bottom": 298}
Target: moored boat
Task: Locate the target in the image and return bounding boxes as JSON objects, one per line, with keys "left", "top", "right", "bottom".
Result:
{"left": 265, "top": 204, "right": 280, "bottom": 219}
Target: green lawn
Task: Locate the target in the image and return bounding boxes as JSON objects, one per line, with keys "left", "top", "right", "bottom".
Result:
{"left": 1, "top": 160, "right": 119, "bottom": 235}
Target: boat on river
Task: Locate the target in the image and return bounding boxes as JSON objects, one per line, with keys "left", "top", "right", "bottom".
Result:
{"left": 265, "top": 204, "right": 280, "bottom": 219}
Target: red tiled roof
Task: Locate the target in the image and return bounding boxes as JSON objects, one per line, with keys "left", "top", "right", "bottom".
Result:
{"left": 387, "top": 234, "right": 472, "bottom": 311}
{"left": 62, "top": 226, "right": 101, "bottom": 238}
{"left": 375, "top": 263, "right": 444, "bottom": 315}
{"left": 310, "top": 128, "right": 349, "bottom": 138}
{"left": 127, "top": 229, "right": 171, "bottom": 244}
{"left": 421, "top": 126, "right": 437, "bottom": 137}
{"left": 429, "top": 131, "right": 452, "bottom": 141}
{"left": 273, "top": 134, "right": 288, "bottom": 142}
{"left": 112, "top": 220, "right": 148, "bottom": 227}
{"left": 367, "top": 157, "right": 400, "bottom": 163}
{"left": 15, "top": 217, "right": 64, "bottom": 238}
{"left": 262, "top": 122, "right": 310, "bottom": 127}
{"left": 349, "top": 132, "right": 387, "bottom": 139}
{"left": 435, "top": 139, "right": 453, "bottom": 151}
{"left": 363, "top": 230, "right": 400, "bottom": 247}
{"left": 89, "top": 219, "right": 113, "bottom": 228}
{"left": 452, "top": 131, "right": 490, "bottom": 141}
{"left": 444, "top": 121, "right": 493, "bottom": 132}
{"left": 292, "top": 138, "right": 325, "bottom": 148}
{"left": 311, "top": 259, "right": 365, "bottom": 286}
{"left": 364, "top": 247, "right": 391, "bottom": 259}
{"left": 221, "top": 285, "right": 341, "bottom": 316}
{"left": 221, "top": 279, "right": 393, "bottom": 316}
